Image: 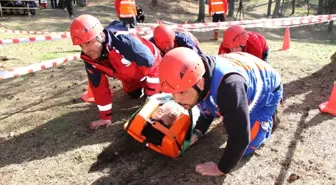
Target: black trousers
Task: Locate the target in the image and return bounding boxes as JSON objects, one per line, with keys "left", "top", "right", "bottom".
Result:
{"left": 212, "top": 13, "right": 225, "bottom": 22}
{"left": 66, "top": 0, "right": 74, "bottom": 16}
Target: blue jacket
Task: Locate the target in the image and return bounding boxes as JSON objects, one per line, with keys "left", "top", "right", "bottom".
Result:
{"left": 150, "top": 31, "right": 204, "bottom": 56}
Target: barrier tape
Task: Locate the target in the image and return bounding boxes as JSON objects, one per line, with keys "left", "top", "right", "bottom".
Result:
{"left": 0, "top": 54, "right": 80, "bottom": 80}
{"left": 130, "top": 14, "right": 336, "bottom": 34}
{"left": 0, "top": 29, "right": 69, "bottom": 35}
{"left": 0, "top": 33, "right": 71, "bottom": 45}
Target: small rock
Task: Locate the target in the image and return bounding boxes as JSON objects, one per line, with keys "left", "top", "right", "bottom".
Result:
{"left": 73, "top": 82, "right": 78, "bottom": 85}
{"left": 9, "top": 132, "right": 15, "bottom": 137}
{"left": 270, "top": 148, "right": 278, "bottom": 152}
{"left": 72, "top": 98, "right": 77, "bottom": 103}
{"left": 287, "top": 173, "right": 300, "bottom": 183}
{"left": 53, "top": 85, "right": 57, "bottom": 89}
{"left": 16, "top": 98, "right": 20, "bottom": 100}
{"left": 83, "top": 88, "right": 87, "bottom": 91}
{"left": 50, "top": 74, "right": 54, "bottom": 78}
{"left": 68, "top": 85, "right": 71, "bottom": 89}
{"left": 114, "top": 152, "right": 118, "bottom": 155}
{"left": 308, "top": 159, "right": 313, "bottom": 164}
{"left": 112, "top": 86, "right": 116, "bottom": 89}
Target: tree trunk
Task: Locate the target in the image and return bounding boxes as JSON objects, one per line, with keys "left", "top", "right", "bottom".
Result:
{"left": 267, "top": 0, "right": 273, "bottom": 17}
{"left": 196, "top": 0, "right": 205, "bottom": 22}
{"left": 306, "top": 0, "right": 310, "bottom": 15}
{"left": 317, "top": 0, "right": 324, "bottom": 14}
{"left": 58, "top": 0, "right": 65, "bottom": 9}
{"left": 228, "top": 0, "right": 235, "bottom": 17}
{"left": 272, "top": 0, "right": 282, "bottom": 18}
{"left": 291, "top": 0, "right": 296, "bottom": 15}
{"left": 280, "top": 0, "right": 285, "bottom": 15}
{"left": 152, "top": 0, "right": 158, "bottom": 6}
{"left": 328, "top": 21, "right": 334, "bottom": 32}
{"left": 327, "top": 0, "right": 336, "bottom": 32}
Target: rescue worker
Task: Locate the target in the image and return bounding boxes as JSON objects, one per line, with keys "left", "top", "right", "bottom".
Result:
{"left": 70, "top": 14, "right": 161, "bottom": 130}
{"left": 158, "top": 47, "right": 282, "bottom": 176}
{"left": 115, "top": 0, "right": 137, "bottom": 28}
{"left": 209, "top": 0, "right": 228, "bottom": 40}
{"left": 219, "top": 25, "right": 269, "bottom": 62}
{"left": 150, "top": 24, "right": 203, "bottom": 56}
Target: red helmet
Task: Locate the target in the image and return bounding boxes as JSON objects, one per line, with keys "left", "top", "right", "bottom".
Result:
{"left": 159, "top": 47, "right": 205, "bottom": 93}
{"left": 153, "top": 24, "right": 175, "bottom": 50}
{"left": 222, "top": 25, "right": 249, "bottom": 49}
{"left": 70, "top": 14, "right": 104, "bottom": 45}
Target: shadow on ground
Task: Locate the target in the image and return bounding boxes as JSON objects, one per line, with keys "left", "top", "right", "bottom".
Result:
{"left": 274, "top": 57, "right": 336, "bottom": 184}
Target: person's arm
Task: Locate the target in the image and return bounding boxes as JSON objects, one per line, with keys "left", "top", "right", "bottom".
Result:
{"left": 216, "top": 74, "right": 250, "bottom": 174}
{"left": 194, "top": 113, "right": 214, "bottom": 135}
{"left": 223, "top": 0, "right": 228, "bottom": 15}
{"left": 176, "top": 32, "right": 204, "bottom": 56}
{"left": 115, "top": 34, "right": 155, "bottom": 68}
{"left": 84, "top": 62, "right": 112, "bottom": 121}
{"left": 208, "top": 0, "right": 212, "bottom": 17}
{"left": 115, "top": 0, "right": 121, "bottom": 16}
{"left": 218, "top": 42, "right": 230, "bottom": 55}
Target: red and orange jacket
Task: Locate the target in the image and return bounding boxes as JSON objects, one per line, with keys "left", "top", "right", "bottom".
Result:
{"left": 209, "top": 0, "right": 228, "bottom": 16}
{"left": 218, "top": 31, "right": 269, "bottom": 60}
{"left": 81, "top": 29, "right": 160, "bottom": 120}
{"left": 115, "top": 0, "right": 137, "bottom": 18}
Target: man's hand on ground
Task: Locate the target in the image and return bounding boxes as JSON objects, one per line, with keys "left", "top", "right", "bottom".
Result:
{"left": 89, "top": 119, "right": 111, "bottom": 130}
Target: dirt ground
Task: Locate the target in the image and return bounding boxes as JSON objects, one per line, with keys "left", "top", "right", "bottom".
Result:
{"left": 0, "top": 0, "right": 336, "bottom": 185}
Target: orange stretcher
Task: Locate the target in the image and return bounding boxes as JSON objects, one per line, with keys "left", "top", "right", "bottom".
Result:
{"left": 123, "top": 98, "right": 193, "bottom": 158}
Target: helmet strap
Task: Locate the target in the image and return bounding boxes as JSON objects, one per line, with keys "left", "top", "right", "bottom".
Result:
{"left": 96, "top": 35, "right": 103, "bottom": 43}
{"left": 192, "top": 84, "right": 202, "bottom": 94}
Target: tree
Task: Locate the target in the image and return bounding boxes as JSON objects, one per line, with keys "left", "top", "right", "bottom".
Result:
{"left": 327, "top": 0, "right": 336, "bottom": 32}
{"left": 306, "top": 0, "right": 310, "bottom": 15}
{"left": 280, "top": 0, "right": 285, "bottom": 15}
{"left": 228, "top": 0, "right": 235, "bottom": 17}
{"left": 272, "top": 0, "right": 282, "bottom": 18}
{"left": 291, "top": 0, "right": 296, "bottom": 15}
{"left": 196, "top": 0, "right": 206, "bottom": 22}
{"left": 317, "top": 0, "right": 324, "bottom": 14}
{"left": 266, "top": 0, "right": 273, "bottom": 17}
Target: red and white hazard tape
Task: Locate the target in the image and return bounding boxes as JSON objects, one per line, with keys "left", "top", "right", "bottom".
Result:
{"left": 0, "top": 54, "right": 80, "bottom": 80}
{"left": 131, "top": 14, "right": 336, "bottom": 34}
{"left": 0, "top": 29, "right": 69, "bottom": 35}
{"left": 0, "top": 33, "right": 71, "bottom": 45}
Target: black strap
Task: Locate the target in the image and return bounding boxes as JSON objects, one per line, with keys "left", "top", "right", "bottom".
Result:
{"left": 185, "top": 110, "right": 193, "bottom": 142}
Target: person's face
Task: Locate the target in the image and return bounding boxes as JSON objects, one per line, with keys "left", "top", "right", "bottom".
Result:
{"left": 230, "top": 45, "right": 243, "bottom": 52}
{"left": 79, "top": 33, "right": 104, "bottom": 60}
{"left": 161, "top": 42, "right": 175, "bottom": 54}
{"left": 172, "top": 79, "right": 204, "bottom": 110}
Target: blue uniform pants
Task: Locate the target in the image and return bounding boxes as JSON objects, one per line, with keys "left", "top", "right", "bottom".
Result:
{"left": 244, "top": 85, "right": 283, "bottom": 155}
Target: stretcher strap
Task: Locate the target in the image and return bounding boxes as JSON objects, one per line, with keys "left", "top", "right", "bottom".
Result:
{"left": 124, "top": 105, "right": 144, "bottom": 132}
{"left": 150, "top": 122, "right": 182, "bottom": 152}
{"left": 182, "top": 109, "right": 194, "bottom": 153}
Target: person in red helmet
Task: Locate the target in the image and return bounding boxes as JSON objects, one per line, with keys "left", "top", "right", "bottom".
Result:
{"left": 159, "top": 48, "right": 282, "bottom": 176}
{"left": 70, "top": 14, "right": 162, "bottom": 130}
{"left": 150, "top": 24, "right": 204, "bottom": 56}
{"left": 218, "top": 25, "right": 269, "bottom": 62}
